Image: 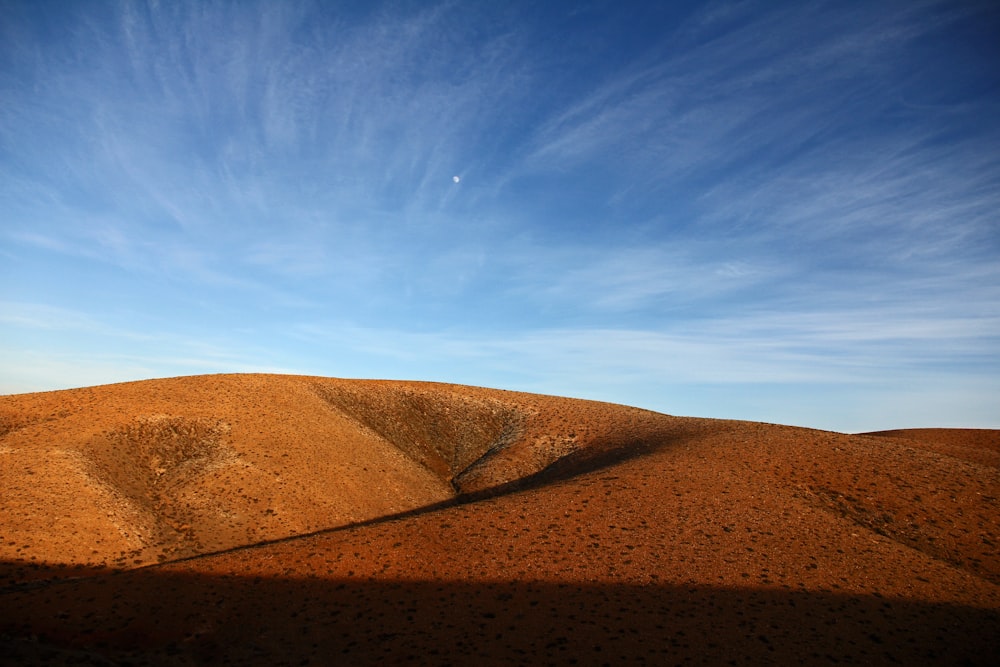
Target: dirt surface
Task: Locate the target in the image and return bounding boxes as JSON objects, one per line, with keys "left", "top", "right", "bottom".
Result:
{"left": 1, "top": 374, "right": 997, "bottom": 664}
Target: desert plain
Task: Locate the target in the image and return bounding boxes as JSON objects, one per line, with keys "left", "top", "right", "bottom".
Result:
{"left": 0, "top": 373, "right": 997, "bottom": 665}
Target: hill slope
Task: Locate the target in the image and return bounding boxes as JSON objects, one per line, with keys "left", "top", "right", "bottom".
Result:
{"left": 1, "top": 374, "right": 997, "bottom": 664}
{"left": 0, "top": 373, "right": 676, "bottom": 576}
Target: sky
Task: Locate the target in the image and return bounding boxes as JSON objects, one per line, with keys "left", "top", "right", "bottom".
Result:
{"left": 2, "top": 0, "right": 999, "bottom": 433}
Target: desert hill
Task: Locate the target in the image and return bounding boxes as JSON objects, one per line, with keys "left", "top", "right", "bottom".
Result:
{"left": 1, "top": 374, "right": 997, "bottom": 664}
{"left": 0, "top": 374, "right": 679, "bottom": 578}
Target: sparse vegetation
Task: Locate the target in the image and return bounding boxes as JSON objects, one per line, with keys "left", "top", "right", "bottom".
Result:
{"left": 0, "top": 374, "right": 997, "bottom": 664}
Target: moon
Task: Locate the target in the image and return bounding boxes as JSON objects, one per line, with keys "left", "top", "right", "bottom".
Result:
{"left": 452, "top": 175, "right": 461, "bottom": 183}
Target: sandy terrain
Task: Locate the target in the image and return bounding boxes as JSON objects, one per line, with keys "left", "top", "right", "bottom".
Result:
{"left": 1, "top": 374, "right": 997, "bottom": 664}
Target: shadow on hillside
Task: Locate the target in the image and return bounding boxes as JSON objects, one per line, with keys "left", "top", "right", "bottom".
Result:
{"left": 0, "top": 562, "right": 118, "bottom": 589}
{"left": 2, "top": 561, "right": 997, "bottom": 666}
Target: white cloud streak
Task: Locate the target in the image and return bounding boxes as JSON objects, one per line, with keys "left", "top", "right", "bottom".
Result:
{"left": 2, "top": 1, "right": 998, "bottom": 432}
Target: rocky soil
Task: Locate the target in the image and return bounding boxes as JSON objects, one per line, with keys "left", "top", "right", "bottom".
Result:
{"left": 1, "top": 374, "right": 997, "bottom": 664}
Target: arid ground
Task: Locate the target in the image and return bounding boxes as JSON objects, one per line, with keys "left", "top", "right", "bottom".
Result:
{"left": 1, "top": 374, "right": 997, "bottom": 665}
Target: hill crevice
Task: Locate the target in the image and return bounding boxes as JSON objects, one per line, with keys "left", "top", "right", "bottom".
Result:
{"left": 310, "top": 381, "right": 528, "bottom": 488}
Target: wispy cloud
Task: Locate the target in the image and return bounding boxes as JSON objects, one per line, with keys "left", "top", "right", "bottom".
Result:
{"left": 290, "top": 289, "right": 1000, "bottom": 385}
{"left": 517, "top": 1, "right": 1000, "bottom": 252}
{"left": 0, "top": 301, "right": 105, "bottom": 332}
{"left": 2, "top": 1, "right": 998, "bottom": 431}
{"left": 0, "top": 300, "right": 300, "bottom": 394}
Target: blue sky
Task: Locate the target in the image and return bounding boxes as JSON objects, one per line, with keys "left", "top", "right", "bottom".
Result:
{"left": 2, "top": 0, "right": 999, "bottom": 432}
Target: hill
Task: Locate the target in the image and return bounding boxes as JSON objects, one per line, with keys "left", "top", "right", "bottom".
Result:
{"left": 1, "top": 374, "right": 997, "bottom": 664}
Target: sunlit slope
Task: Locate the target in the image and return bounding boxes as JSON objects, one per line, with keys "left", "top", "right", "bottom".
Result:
{"left": 863, "top": 428, "right": 1000, "bottom": 469}
{"left": 0, "top": 375, "right": 450, "bottom": 569}
{"left": 0, "top": 374, "right": 678, "bottom": 574}
{"left": 167, "top": 419, "right": 999, "bottom": 594}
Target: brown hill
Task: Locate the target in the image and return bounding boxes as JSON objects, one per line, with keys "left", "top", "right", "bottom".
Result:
{"left": 1, "top": 374, "right": 997, "bottom": 664}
